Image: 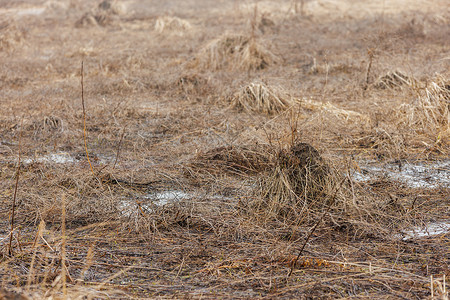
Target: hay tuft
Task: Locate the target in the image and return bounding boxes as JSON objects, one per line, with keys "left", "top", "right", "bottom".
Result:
{"left": 230, "top": 81, "right": 294, "bottom": 114}
{"left": 75, "top": 1, "right": 124, "bottom": 27}
{"left": 374, "top": 70, "right": 413, "bottom": 89}
{"left": 300, "top": 99, "right": 369, "bottom": 122}
{"left": 188, "top": 145, "right": 270, "bottom": 176}
{"left": 252, "top": 142, "right": 332, "bottom": 222}
{"left": 98, "top": 0, "right": 126, "bottom": 15}
{"left": 154, "top": 16, "right": 192, "bottom": 35}
{"left": 192, "top": 34, "right": 278, "bottom": 71}
{"left": 401, "top": 75, "right": 450, "bottom": 144}
{"left": 0, "top": 22, "right": 25, "bottom": 52}
{"left": 176, "top": 73, "right": 212, "bottom": 96}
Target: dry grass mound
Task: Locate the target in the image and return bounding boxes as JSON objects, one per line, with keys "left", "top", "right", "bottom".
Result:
{"left": 374, "top": 70, "right": 413, "bottom": 89}
{"left": 75, "top": 0, "right": 124, "bottom": 27}
{"left": 176, "top": 73, "right": 212, "bottom": 96}
{"left": 252, "top": 142, "right": 332, "bottom": 222}
{"left": 0, "top": 21, "right": 25, "bottom": 52}
{"left": 400, "top": 75, "right": 450, "bottom": 146}
{"left": 154, "top": 16, "right": 192, "bottom": 35}
{"left": 230, "top": 81, "right": 294, "bottom": 114}
{"left": 192, "top": 34, "right": 278, "bottom": 71}
{"left": 188, "top": 145, "right": 270, "bottom": 176}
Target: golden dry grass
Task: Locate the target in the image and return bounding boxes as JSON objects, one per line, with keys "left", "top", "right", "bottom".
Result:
{"left": 154, "top": 16, "right": 192, "bottom": 35}
{"left": 191, "top": 33, "right": 279, "bottom": 71}
{"left": 0, "top": 0, "right": 449, "bottom": 299}
{"left": 230, "top": 81, "right": 294, "bottom": 114}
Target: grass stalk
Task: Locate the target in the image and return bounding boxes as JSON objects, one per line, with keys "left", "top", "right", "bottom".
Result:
{"left": 8, "top": 119, "right": 23, "bottom": 256}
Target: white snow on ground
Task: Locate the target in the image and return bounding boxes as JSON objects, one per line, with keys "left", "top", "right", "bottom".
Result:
{"left": 353, "top": 160, "right": 450, "bottom": 188}
{"left": 22, "top": 153, "right": 75, "bottom": 164}
{"left": 398, "top": 221, "right": 450, "bottom": 240}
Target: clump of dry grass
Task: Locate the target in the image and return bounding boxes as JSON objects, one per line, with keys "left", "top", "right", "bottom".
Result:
{"left": 188, "top": 145, "right": 270, "bottom": 176}
{"left": 97, "top": 0, "right": 125, "bottom": 15}
{"left": 230, "top": 81, "right": 294, "bottom": 114}
{"left": 0, "top": 21, "right": 25, "bottom": 52}
{"left": 374, "top": 70, "right": 413, "bottom": 89}
{"left": 75, "top": 0, "right": 124, "bottom": 27}
{"left": 300, "top": 98, "right": 369, "bottom": 122}
{"left": 251, "top": 142, "right": 332, "bottom": 223}
{"left": 191, "top": 34, "right": 278, "bottom": 71}
{"left": 176, "top": 73, "right": 213, "bottom": 96}
{"left": 399, "top": 75, "right": 449, "bottom": 147}
{"left": 154, "top": 16, "right": 192, "bottom": 35}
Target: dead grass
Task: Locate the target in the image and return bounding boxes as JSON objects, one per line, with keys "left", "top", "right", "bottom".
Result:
{"left": 75, "top": 0, "right": 124, "bottom": 27}
{"left": 1, "top": 0, "right": 449, "bottom": 298}
{"left": 300, "top": 98, "right": 370, "bottom": 122}
{"left": 154, "top": 16, "right": 192, "bottom": 35}
{"left": 0, "top": 21, "right": 25, "bottom": 52}
{"left": 230, "top": 81, "right": 294, "bottom": 114}
{"left": 251, "top": 142, "right": 332, "bottom": 223}
{"left": 374, "top": 70, "right": 414, "bottom": 89}
{"left": 191, "top": 33, "right": 278, "bottom": 71}
{"left": 188, "top": 145, "right": 270, "bottom": 176}
{"left": 397, "top": 74, "right": 450, "bottom": 150}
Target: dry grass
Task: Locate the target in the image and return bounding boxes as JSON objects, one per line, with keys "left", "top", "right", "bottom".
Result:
{"left": 251, "top": 142, "right": 332, "bottom": 223}
{"left": 1, "top": 0, "right": 449, "bottom": 298}
{"left": 374, "top": 70, "right": 414, "bottom": 89}
{"left": 0, "top": 21, "right": 25, "bottom": 52}
{"left": 188, "top": 145, "right": 270, "bottom": 176}
{"left": 230, "top": 81, "right": 294, "bottom": 114}
{"left": 154, "top": 16, "right": 192, "bottom": 35}
{"left": 397, "top": 74, "right": 450, "bottom": 149}
{"left": 300, "top": 98, "right": 370, "bottom": 122}
{"left": 191, "top": 33, "right": 278, "bottom": 71}
{"left": 75, "top": 0, "right": 124, "bottom": 27}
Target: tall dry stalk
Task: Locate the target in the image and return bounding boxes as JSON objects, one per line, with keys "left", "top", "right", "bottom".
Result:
{"left": 81, "top": 61, "right": 96, "bottom": 178}
{"left": 288, "top": 177, "right": 345, "bottom": 277}
{"left": 61, "top": 194, "right": 67, "bottom": 299}
{"left": 8, "top": 119, "right": 23, "bottom": 256}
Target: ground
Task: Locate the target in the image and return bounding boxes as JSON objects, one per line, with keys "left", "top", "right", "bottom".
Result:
{"left": 0, "top": 0, "right": 449, "bottom": 299}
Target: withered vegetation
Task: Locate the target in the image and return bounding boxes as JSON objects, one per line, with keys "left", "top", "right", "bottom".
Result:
{"left": 0, "top": 0, "right": 449, "bottom": 299}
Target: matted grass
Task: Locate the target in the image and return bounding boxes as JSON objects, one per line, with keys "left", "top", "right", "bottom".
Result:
{"left": 0, "top": 0, "right": 449, "bottom": 298}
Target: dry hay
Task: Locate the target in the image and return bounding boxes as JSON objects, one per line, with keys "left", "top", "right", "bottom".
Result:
{"left": 188, "top": 145, "right": 270, "bottom": 176}
{"left": 374, "top": 70, "right": 413, "bottom": 89}
{"left": 75, "top": 0, "right": 124, "bottom": 27}
{"left": 300, "top": 99, "right": 369, "bottom": 122}
{"left": 0, "top": 21, "right": 25, "bottom": 52}
{"left": 176, "top": 73, "right": 212, "bottom": 96}
{"left": 252, "top": 142, "right": 332, "bottom": 222}
{"left": 400, "top": 75, "right": 450, "bottom": 144}
{"left": 192, "top": 34, "right": 278, "bottom": 71}
{"left": 230, "top": 81, "right": 294, "bottom": 114}
{"left": 258, "top": 14, "right": 277, "bottom": 34}
{"left": 154, "top": 16, "right": 192, "bottom": 35}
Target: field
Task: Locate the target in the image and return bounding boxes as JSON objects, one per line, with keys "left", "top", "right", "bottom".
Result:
{"left": 0, "top": 0, "right": 449, "bottom": 298}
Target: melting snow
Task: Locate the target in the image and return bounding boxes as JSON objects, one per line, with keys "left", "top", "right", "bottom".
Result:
{"left": 353, "top": 160, "right": 450, "bottom": 188}
{"left": 399, "top": 221, "right": 450, "bottom": 240}
{"left": 23, "top": 153, "right": 75, "bottom": 164}
{"left": 0, "top": 7, "right": 46, "bottom": 17}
